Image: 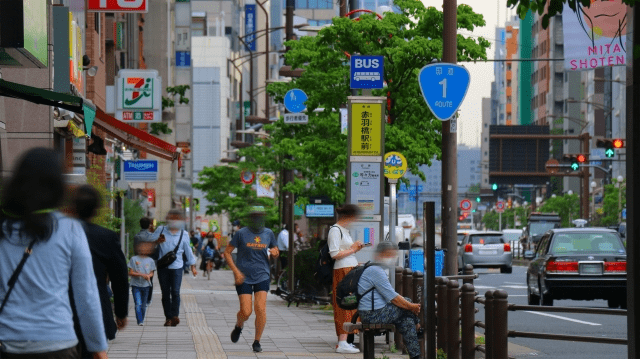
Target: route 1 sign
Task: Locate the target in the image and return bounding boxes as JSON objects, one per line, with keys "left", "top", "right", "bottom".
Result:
{"left": 418, "top": 63, "right": 471, "bottom": 121}
{"left": 284, "top": 89, "right": 308, "bottom": 113}
{"left": 496, "top": 201, "right": 505, "bottom": 213}
{"left": 351, "top": 55, "right": 384, "bottom": 89}
{"left": 460, "top": 199, "right": 472, "bottom": 211}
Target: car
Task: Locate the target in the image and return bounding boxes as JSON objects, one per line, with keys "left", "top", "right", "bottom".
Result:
{"left": 524, "top": 228, "right": 627, "bottom": 308}
{"left": 457, "top": 231, "right": 513, "bottom": 273}
{"left": 502, "top": 229, "right": 523, "bottom": 257}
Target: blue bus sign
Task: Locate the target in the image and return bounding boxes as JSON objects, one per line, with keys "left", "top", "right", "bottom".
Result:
{"left": 418, "top": 63, "right": 471, "bottom": 121}
{"left": 284, "top": 88, "right": 308, "bottom": 113}
{"left": 350, "top": 55, "right": 384, "bottom": 89}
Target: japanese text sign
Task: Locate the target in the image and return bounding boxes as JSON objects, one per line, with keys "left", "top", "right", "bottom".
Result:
{"left": 350, "top": 102, "right": 382, "bottom": 156}
{"left": 88, "top": 0, "right": 148, "bottom": 12}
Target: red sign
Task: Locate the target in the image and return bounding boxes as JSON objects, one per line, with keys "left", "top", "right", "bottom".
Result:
{"left": 460, "top": 199, "right": 472, "bottom": 211}
{"left": 496, "top": 201, "right": 505, "bottom": 213}
{"left": 241, "top": 171, "right": 255, "bottom": 185}
{"left": 123, "top": 111, "right": 133, "bottom": 121}
{"left": 88, "top": 0, "right": 148, "bottom": 12}
{"left": 144, "top": 112, "right": 154, "bottom": 120}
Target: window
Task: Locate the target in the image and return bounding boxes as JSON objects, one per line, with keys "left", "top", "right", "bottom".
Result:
{"left": 192, "top": 17, "right": 206, "bottom": 36}
{"left": 507, "top": 96, "right": 511, "bottom": 104}
{"left": 507, "top": 64, "right": 511, "bottom": 71}
{"left": 507, "top": 80, "right": 511, "bottom": 88}
{"left": 308, "top": 19, "right": 332, "bottom": 26}
{"left": 286, "top": 0, "right": 332, "bottom": 9}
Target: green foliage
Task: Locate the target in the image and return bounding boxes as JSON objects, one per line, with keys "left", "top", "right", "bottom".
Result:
{"left": 162, "top": 85, "right": 191, "bottom": 110}
{"left": 86, "top": 166, "right": 121, "bottom": 232}
{"left": 124, "top": 198, "right": 146, "bottom": 259}
{"left": 594, "top": 179, "right": 626, "bottom": 226}
{"left": 506, "top": 0, "right": 636, "bottom": 29}
{"left": 468, "top": 183, "right": 481, "bottom": 193}
{"left": 192, "top": 165, "right": 279, "bottom": 229}
{"left": 475, "top": 335, "right": 485, "bottom": 345}
{"left": 436, "top": 348, "right": 447, "bottom": 359}
{"left": 482, "top": 207, "right": 529, "bottom": 231}
{"left": 389, "top": 344, "right": 398, "bottom": 353}
{"left": 539, "top": 193, "right": 580, "bottom": 227}
{"left": 291, "top": 242, "right": 322, "bottom": 287}
{"left": 150, "top": 123, "right": 172, "bottom": 136}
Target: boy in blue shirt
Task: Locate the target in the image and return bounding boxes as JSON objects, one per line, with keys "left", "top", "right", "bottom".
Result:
{"left": 128, "top": 241, "right": 157, "bottom": 326}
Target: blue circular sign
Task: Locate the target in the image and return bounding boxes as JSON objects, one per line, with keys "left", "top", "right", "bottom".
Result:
{"left": 284, "top": 89, "right": 308, "bottom": 113}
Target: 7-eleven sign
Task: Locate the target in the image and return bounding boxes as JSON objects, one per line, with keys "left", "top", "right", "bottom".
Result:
{"left": 116, "top": 69, "right": 162, "bottom": 122}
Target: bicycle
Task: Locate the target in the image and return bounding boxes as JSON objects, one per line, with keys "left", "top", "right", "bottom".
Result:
{"left": 204, "top": 257, "right": 213, "bottom": 280}
{"left": 271, "top": 268, "right": 330, "bottom": 307}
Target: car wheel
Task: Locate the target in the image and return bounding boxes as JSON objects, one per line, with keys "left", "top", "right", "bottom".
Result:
{"left": 607, "top": 298, "right": 620, "bottom": 309}
{"left": 620, "top": 299, "right": 628, "bottom": 310}
{"left": 527, "top": 279, "right": 540, "bottom": 305}
{"left": 500, "top": 266, "right": 513, "bottom": 274}
{"left": 539, "top": 282, "right": 553, "bottom": 306}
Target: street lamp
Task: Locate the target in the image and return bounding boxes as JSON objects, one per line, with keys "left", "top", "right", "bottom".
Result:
{"left": 617, "top": 175, "right": 625, "bottom": 223}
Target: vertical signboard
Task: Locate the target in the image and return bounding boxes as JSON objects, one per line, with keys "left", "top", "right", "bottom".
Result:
{"left": 88, "top": 0, "right": 149, "bottom": 12}
{"left": 350, "top": 162, "right": 381, "bottom": 215}
{"left": 69, "top": 14, "right": 84, "bottom": 93}
{"left": 23, "top": 0, "right": 48, "bottom": 67}
{"left": 350, "top": 102, "right": 382, "bottom": 156}
{"left": 115, "top": 69, "right": 163, "bottom": 122}
{"left": 245, "top": 5, "right": 256, "bottom": 51}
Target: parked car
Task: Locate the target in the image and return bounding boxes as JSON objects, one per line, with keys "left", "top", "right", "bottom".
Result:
{"left": 524, "top": 228, "right": 627, "bottom": 308}
{"left": 457, "top": 231, "right": 513, "bottom": 273}
{"left": 502, "top": 229, "right": 523, "bottom": 257}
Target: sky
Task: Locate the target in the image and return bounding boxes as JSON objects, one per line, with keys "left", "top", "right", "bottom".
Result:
{"left": 420, "top": 0, "right": 515, "bottom": 148}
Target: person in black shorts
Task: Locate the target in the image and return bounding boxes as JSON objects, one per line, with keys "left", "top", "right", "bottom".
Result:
{"left": 223, "top": 206, "right": 278, "bottom": 353}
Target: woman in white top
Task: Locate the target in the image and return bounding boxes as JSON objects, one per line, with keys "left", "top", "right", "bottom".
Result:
{"left": 328, "top": 204, "right": 364, "bottom": 354}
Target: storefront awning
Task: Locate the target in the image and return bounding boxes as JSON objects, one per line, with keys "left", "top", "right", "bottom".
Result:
{"left": 92, "top": 108, "right": 179, "bottom": 162}
{"left": 0, "top": 79, "right": 84, "bottom": 114}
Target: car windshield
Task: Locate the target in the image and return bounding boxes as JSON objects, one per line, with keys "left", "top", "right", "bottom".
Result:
{"left": 470, "top": 234, "right": 504, "bottom": 245}
{"left": 551, "top": 233, "right": 625, "bottom": 254}
{"left": 502, "top": 232, "right": 520, "bottom": 242}
{"left": 457, "top": 234, "right": 466, "bottom": 242}
{"left": 530, "top": 222, "right": 557, "bottom": 237}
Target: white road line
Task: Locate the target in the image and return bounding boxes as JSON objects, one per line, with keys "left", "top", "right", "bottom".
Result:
{"left": 508, "top": 295, "right": 527, "bottom": 297}
{"left": 474, "top": 285, "right": 497, "bottom": 289}
{"left": 504, "top": 281, "right": 523, "bottom": 284}
{"left": 501, "top": 285, "right": 528, "bottom": 289}
{"left": 524, "top": 311, "right": 602, "bottom": 326}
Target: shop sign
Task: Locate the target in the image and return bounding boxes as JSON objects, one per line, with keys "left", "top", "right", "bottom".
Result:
{"left": 115, "top": 69, "right": 162, "bottom": 122}
{"left": 88, "top": 0, "right": 148, "bottom": 13}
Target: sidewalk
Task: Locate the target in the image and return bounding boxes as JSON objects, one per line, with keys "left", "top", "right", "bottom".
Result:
{"left": 107, "top": 268, "right": 539, "bottom": 359}
{"left": 107, "top": 268, "right": 407, "bottom": 359}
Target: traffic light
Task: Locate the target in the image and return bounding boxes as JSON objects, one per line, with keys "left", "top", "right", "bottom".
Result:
{"left": 476, "top": 196, "right": 481, "bottom": 202}
{"left": 492, "top": 183, "right": 498, "bottom": 191}
{"left": 596, "top": 138, "right": 625, "bottom": 158}
{"left": 563, "top": 154, "right": 586, "bottom": 171}
{"left": 507, "top": 198, "right": 513, "bottom": 209}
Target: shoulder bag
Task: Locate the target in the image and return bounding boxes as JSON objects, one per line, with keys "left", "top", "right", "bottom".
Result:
{"left": 157, "top": 229, "right": 184, "bottom": 269}
{"left": 0, "top": 237, "right": 38, "bottom": 357}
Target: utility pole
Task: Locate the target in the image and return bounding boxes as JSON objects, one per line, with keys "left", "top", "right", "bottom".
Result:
{"left": 415, "top": 179, "right": 419, "bottom": 222}
{"left": 441, "top": 0, "right": 457, "bottom": 276}
{"left": 284, "top": 0, "right": 295, "bottom": 292}
{"left": 339, "top": 0, "right": 347, "bottom": 17}
{"left": 255, "top": 0, "right": 270, "bottom": 119}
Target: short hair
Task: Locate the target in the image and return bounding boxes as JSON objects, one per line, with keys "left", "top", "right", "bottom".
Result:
{"left": 376, "top": 241, "right": 398, "bottom": 253}
{"left": 167, "top": 208, "right": 184, "bottom": 218}
{"left": 336, "top": 204, "right": 360, "bottom": 217}
{"left": 74, "top": 185, "right": 102, "bottom": 221}
{"left": 139, "top": 217, "right": 152, "bottom": 229}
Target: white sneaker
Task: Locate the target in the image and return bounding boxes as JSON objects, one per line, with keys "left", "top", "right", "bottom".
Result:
{"left": 336, "top": 342, "right": 360, "bottom": 354}
{"left": 349, "top": 343, "right": 358, "bottom": 349}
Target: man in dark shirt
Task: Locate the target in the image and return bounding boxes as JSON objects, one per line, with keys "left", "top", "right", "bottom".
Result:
{"left": 224, "top": 207, "right": 278, "bottom": 353}
{"left": 72, "top": 185, "right": 129, "bottom": 358}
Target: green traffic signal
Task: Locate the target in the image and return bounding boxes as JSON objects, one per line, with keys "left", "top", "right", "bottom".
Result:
{"left": 571, "top": 161, "right": 580, "bottom": 171}
{"left": 476, "top": 197, "right": 481, "bottom": 202}
{"left": 492, "top": 183, "right": 498, "bottom": 190}
{"left": 605, "top": 148, "right": 615, "bottom": 158}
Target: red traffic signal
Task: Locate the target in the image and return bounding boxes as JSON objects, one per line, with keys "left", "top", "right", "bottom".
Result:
{"left": 458, "top": 216, "right": 464, "bottom": 221}
{"left": 576, "top": 154, "right": 586, "bottom": 163}
{"left": 613, "top": 139, "right": 624, "bottom": 148}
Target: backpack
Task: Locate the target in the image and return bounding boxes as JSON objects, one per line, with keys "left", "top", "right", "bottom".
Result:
{"left": 335, "top": 261, "right": 375, "bottom": 310}
{"left": 313, "top": 226, "right": 341, "bottom": 285}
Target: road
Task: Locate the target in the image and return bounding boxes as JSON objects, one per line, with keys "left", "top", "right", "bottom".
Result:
{"left": 472, "top": 265, "right": 627, "bottom": 359}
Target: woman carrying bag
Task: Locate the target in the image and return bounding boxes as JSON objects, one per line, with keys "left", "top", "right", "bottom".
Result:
{"left": 0, "top": 148, "right": 108, "bottom": 359}
{"left": 328, "top": 204, "right": 364, "bottom": 354}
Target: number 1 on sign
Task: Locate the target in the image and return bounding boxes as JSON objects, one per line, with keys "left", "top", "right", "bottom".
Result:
{"left": 439, "top": 78, "right": 447, "bottom": 98}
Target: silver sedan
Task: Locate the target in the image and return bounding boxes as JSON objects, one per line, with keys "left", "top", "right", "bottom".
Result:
{"left": 457, "top": 231, "right": 513, "bottom": 273}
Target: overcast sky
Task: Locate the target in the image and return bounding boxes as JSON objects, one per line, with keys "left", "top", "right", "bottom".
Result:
{"left": 420, "top": 0, "right": 515, "bottom": 148}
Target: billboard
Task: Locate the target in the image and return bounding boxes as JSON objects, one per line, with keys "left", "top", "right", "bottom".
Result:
{"left": 563, "top": 0, "right": 627, "bottom": 70}
{"left": 115, "top": 69, "right": 162, "bottom": 122}
{"left": 245, "top": 5, "right": 256, "bottom": 51}
{"left": 489, "top": 125, "right": 550, "bottom": 186}
{"left": 0, "top": 0, "right": 48, "bottom": 68}
{"left": 123, "top": 160, "right": 158, "bottom": 182}
{"left": 88, "top": 0, "right": 148, "bottom": 13}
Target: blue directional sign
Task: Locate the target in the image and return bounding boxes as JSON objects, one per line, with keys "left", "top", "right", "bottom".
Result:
{"left": 350, "top": 55, "right": 384, "bottom": 89}
{"left": 418, "top": 63, "right": 471, "bottom": 121}
{"left": 284, "top": 89, "right": 308, "bottom": 113}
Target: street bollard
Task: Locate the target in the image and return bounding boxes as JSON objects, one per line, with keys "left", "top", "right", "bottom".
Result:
{"left": 463, "top": 264, "right": 474, "bottom": 286}
{"left": 484, "top": 291, "right": 495, "bottom": 359}
{"left": 402, "top": 269, "right": 413, "bottom": 354}
{"left": 460, "top": 283, "right": 475, "bottom": 359}
{"left": 413, "top": 271, "right": 425, "bottom": 358}
{"left": 446, "top": 280, "right": 460, "bottom": 359}
{"left": 493, "top": 290, "right": 509, "bottom": 359}
{"left": 436, "top": 277, "right": 449, "bottom": 352}
{"left": 395, "top": 266, "right": 404, "bottom": 350}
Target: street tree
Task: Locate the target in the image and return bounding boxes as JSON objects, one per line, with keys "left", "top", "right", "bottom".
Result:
{"left": 595, "top": 179, "right": 626, "bottom": 226}
{"left": 539, "top": 193, "right": 580, "bottom": 228}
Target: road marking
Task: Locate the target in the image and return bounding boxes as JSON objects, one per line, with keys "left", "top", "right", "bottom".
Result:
{"left": 504, "top": 281, "right": 523, "bottom": 284}
{"left": 474, "top": 285, "right": 497, "bottom": 289}
{"left": 508, "top": 295, "right": 527, "bottom": 297}
{"left": 524, "top": 311, "right": 602, "bottom": 326}
{"left": 501, "top": 285, "right": 528, "bottom": 289}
